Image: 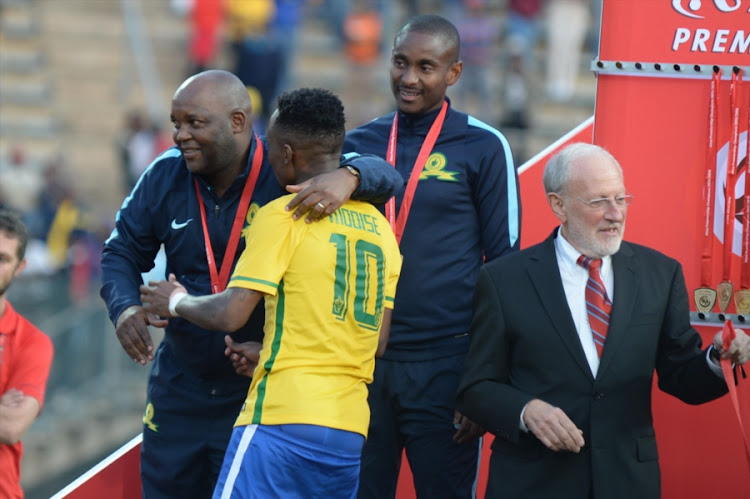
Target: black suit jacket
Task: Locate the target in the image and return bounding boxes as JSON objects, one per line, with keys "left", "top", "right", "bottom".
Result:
{"left": 456, "top": 230, "right": 728, "bottom": 499}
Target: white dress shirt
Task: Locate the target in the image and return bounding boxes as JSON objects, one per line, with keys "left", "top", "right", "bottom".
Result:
{"left": 554, "top": 230, "right": 614, "bottom": 377}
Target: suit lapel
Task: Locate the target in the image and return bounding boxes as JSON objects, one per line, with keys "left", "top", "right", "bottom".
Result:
{"left": 597, "top": 242, "right": 638, "bottom": 379}
{"left": 528, "top": 231, "right": 594, "bottom": 380}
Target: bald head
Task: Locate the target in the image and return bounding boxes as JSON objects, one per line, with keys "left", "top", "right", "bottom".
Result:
{"left": 170, "top": 70, "right": 255, "bottom": 191}
{"left": 174, "top": 70, "right": 252, "bottom": 115}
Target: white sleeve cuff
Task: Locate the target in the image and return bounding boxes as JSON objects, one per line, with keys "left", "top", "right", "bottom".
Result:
{"left": 706, "top": 346, "right": 725, "bottom": 378}
{"left": 519, "top": 403, "right": 530, "bottom": 432}
{"left": 168, "top": 291, "right": 188, "bottom": 317}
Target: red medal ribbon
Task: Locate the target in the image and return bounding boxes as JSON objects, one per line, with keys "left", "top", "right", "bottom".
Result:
{"left": 194, "top": 133, "right": 263, "bottom": 294}
{"left": 743, "top": 74, "right": 750, "bottom": 290}
{"left": 385, "top": 100, "right": 448, "bottom": 245}
{"left": 723, "top": 70, "right": 742, "bottom": 283}
{"left": 701, "top": 68, "right": 721, "bottom": 288}
{"left": 721, "top": 320, "right": 750, "bottom": 471}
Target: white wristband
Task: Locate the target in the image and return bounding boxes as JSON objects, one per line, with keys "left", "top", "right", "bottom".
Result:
{"left": 168, "top": 291, "right": 188, "bottom": 317}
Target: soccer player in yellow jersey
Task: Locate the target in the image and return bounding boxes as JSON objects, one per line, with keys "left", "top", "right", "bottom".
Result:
{"left": 140, "top": 88, "right": 402, "bottom": 499}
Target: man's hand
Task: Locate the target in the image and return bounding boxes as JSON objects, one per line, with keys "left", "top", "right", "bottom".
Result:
{"left": 713, "top": 327, "right": 750, "bottom": 365}
{"left": 285, "top": 167, "right": 359, "bottom": 223}
{"left": 0, "top": 389, "right": 25, "bottom": 408}
{"left": 140, "top": 274, "right": 186, "bottom": 318}
{"left": 224, "top": 336, "right": 262, "bottom": 378}
{"left": 115, "top": 305, "right": 155, "bottom": 365}
{"left": 453, "top": 410, "right": 485, "bottom": 444}
{"left": 0, "top": 389, "right": 40, "bottom": 444}
{"left": 523, "top": 399, "right": 585, "bottom": 452}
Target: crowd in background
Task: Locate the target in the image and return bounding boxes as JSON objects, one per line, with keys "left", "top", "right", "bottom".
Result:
{"left": 0, "top": 145, "right": 108, "bottom": 305}
{"left": 144, "top": 0, "right": 601, "bottom": 166}
{"left": 3, "top": 0, "right": 602, "bottom": 356}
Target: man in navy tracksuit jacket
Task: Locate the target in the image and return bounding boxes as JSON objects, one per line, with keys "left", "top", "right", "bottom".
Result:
{"left": 344, "top": 16, "right": 521, "bottom": 498}
{"left": 100, "top": 71, "right": 402, "bottom": 499}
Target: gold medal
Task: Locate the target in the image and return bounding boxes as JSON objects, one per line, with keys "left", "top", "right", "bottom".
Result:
{"left": 717, "top": 281, "right": 734, "bottom": 313}
{"left": 694, "top": 287, "right": 717, "bottom": 315}
{"left": 735, "top": 288, "right": 750, "bottom": 315}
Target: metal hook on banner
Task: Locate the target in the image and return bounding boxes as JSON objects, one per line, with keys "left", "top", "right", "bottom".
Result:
{"left": 591, "top": 60, "right": 750, "bottom": 80}
{"left": 690, "top": 310, "right": 750, "bottom": 327}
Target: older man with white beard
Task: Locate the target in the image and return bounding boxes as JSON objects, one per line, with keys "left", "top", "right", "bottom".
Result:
{"left": 456, "top": 142, "right": 750, "bottom": 499}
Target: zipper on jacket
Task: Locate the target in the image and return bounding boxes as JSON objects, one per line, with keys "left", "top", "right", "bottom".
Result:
{"left": 214, "top": 204, "right": 219, "bottom": 218}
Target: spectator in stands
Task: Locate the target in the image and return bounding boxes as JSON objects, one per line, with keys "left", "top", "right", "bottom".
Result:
{"left": 187, "top": 0, "right": 223, "bottom": 75}
{"left": 14, "top": 153, "right": 104, "bottom": 281}
{"left": 500, "top": 0, "right": 540, "bottom": 162}
{"left": 26, "top": 155, "right": 70, "bottom": 242}
{"left": 227, "top": 0, "right": 283, "bottom": 125}
{"left": 505, "top": 0, "right": 542, "bottom": 63}
{"left": 0, "top": 209, "right": 54, "bottom": 499}
{"left": 116, "top": 110, "right": 170, "bottom": 191}
{"left": 545, "top": 0, "right": 591, "bottom": 102}
{"left": 321, "top": 0, "right": 351, "bottom": 44}
{"left": 452, "top": 0, "right": 501, "bottom": 125}
{"left": 268, "top": 0, "right": 305, "bottom": 97}
{"left": 341, "top": 0, "right": 385, "bottom": 126}
{"left": 0, "top": 146, "right": 44, "bottom": 225}
{"left": 500, "top": 41, "right": 532, "bottom": 164}
{"left": 99, "top": 69, "right": 402, "bottom": 499}
{"left": 500, "top": 45, "right": 530, "bottom": 132}
{"left": 342, "top": 0, "right": 382, "bottom": 66}
{"left": 140, "top": 87, "right": 402, "bottom": 499}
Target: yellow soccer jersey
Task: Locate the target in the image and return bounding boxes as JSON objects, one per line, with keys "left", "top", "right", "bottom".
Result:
{"left": 228, "top": 194, "right": 401, "bottom": 437}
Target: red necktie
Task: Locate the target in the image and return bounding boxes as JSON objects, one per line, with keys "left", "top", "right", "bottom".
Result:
{"left": 578, "top": 256, "right": 611, "bottom": 357}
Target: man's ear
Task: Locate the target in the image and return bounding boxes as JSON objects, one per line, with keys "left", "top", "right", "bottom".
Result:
{"left": 547, "top": 192, "right": 567, "bottom": 223}
{"left": 447, "top": 60, "right": 463, "bottom": 86}
{"left": 13, "top": 258, "right": 26, "bottom": 279}
{"left": 284, "top": 143, "right": 293, "bottom": 165}
{"left": 230, "top": 109, "right": 248, "bottom": 133}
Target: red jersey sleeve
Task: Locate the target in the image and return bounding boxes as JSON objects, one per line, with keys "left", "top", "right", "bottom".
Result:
{"left": 5, "top": 319, "right": 54, "bottom": 410}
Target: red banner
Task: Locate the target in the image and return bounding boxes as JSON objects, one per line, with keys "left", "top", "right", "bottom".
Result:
{"left": 52, "top": 435, "right": 141, "bottom": 499}
{"left": 600, "top": 0, "right": 750, "bottom": 65}
{"left": 596, "top": 1, "right": 750, "bottom": 497}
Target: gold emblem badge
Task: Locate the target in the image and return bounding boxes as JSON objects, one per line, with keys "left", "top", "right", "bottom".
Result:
{"left": 419, "top": 153, "right": 458, "bottom": 181}
{"left": 693, "top": 287, "right": 717, "bottom": 314}
{"left": 716, "top": 281, "right": 734, "bottom": 314}
{"left": 143, "top": 402, "right": 159, "bottom": 432}
{"left": 734, "top": 288, "right": 750, "bottom": 315}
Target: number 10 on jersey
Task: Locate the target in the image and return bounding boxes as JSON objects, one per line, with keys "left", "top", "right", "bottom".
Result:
{"left": 329, "top": 233, "right": 385, "bottom": 331}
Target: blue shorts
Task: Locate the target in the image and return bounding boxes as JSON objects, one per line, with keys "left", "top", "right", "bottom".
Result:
{"left": 213, "top": 424, "right": 365, "bottom": 499}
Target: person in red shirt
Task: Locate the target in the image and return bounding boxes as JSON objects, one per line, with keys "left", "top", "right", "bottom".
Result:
{"left": 0, "top": 209, "right": 53, "bottom": 499}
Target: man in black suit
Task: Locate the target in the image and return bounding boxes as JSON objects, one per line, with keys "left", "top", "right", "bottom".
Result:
{"left": 456, "top": 142, "right": 750, "bottom": 499}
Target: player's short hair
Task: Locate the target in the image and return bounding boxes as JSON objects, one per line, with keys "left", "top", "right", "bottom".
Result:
{"left": 274, "top": 88, "right": 346, "bottom": 153}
